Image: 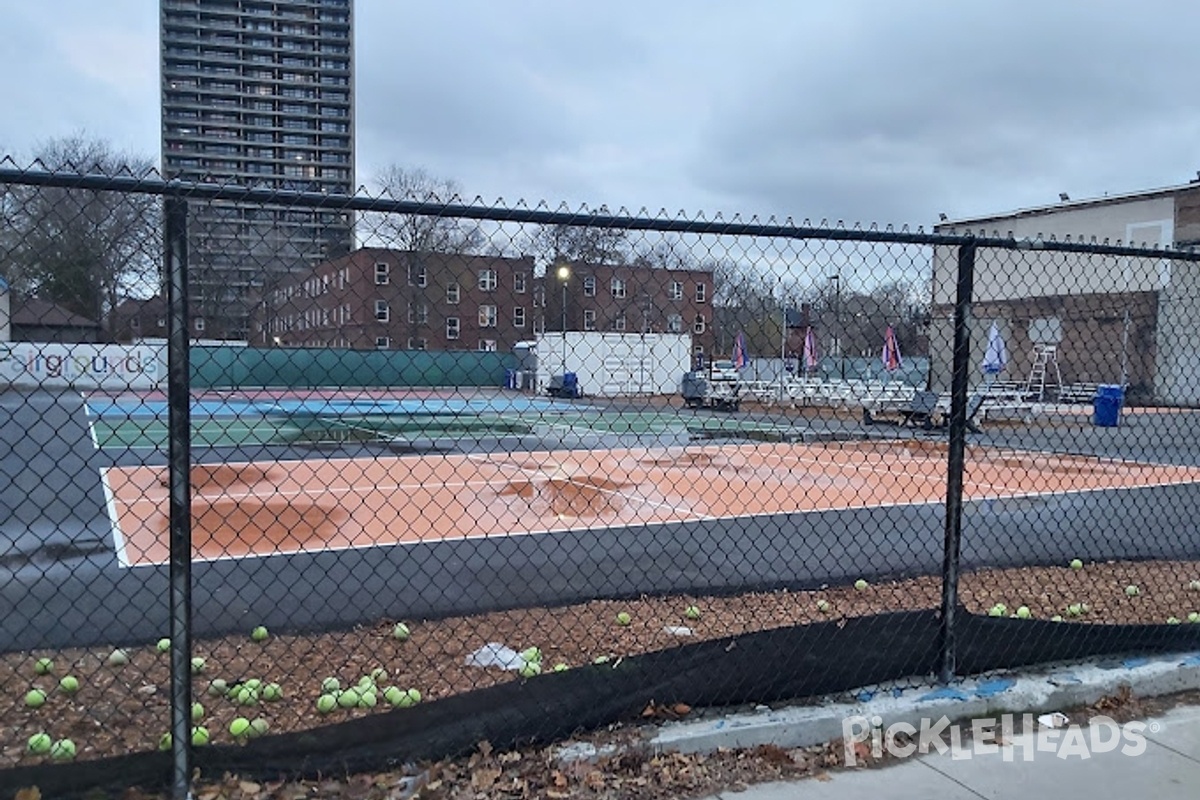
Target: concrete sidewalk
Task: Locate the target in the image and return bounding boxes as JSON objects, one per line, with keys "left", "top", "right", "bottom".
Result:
{"left": 695, "top": 705, "right": 1200, "bottom": 799}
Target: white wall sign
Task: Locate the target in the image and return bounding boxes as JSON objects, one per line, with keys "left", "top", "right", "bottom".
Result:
{"left": 0, "top": 342, "right": 163, "bottom": 390}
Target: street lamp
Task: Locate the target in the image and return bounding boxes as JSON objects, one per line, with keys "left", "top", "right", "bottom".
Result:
{"left": 829, "top": 274, "right": 843, "bottom": 380}
{"left": 556, "top": 264, "right": 570, "bottom": 370}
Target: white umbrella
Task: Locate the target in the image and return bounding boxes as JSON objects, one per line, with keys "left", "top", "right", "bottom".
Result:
{"left": 981, "top": 321, "right": 1008, "bottom": 389}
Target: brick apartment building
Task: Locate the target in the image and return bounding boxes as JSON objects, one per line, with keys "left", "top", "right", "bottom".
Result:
{"left": 539, "top": 261, "right": 716, "bottom": 357}
{"left": 251, "top": 248, "right": 717, "bottom": 355}
{"left": 254, "top": 248, "right": 537, "bottom": 351}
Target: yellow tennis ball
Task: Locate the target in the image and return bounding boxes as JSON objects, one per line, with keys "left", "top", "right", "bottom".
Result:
{"left": 50, "top": 739, "right": 76, "bottom": 761}
{"left": 27, "top": 733, "right": 52, "bottom": 755}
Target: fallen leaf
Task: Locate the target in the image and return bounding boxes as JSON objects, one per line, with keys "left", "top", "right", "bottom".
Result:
{"left": 815, "top": 772, "right": 833, "bottom": 782}
{"left": 672, "top": 703, "right": 692, "bottom": 716}
{"left": 238, "top": 782, "right": 261, "bottom": 794}
{"left": 584, "top": 770, "right": 605, "bottom": 790}
{"left": 471, "top": 766, "right": 501, "bottom": 790}
{"left": 477, "top": 740, "right": 493, "bottom": 759}
{"left": 15, "top": 788, "right": 41, "bottom": 800}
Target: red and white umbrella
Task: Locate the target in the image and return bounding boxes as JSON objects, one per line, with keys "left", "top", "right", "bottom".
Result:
{"left": 881, "top": 325, "right": 902, "bottom": 373}
{"left": 802, "top": 327, "right": 819, "bottom": 375}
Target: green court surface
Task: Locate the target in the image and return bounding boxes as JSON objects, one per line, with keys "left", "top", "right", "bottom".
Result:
{"left": 89, "top": 408, "right": 706, "bottom": 450}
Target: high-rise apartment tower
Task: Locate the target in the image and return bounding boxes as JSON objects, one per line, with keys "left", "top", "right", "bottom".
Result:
{"left": 160, "top": 0, "right": 354, "bottom": 340}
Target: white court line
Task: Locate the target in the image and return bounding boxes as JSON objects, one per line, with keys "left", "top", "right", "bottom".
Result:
{"left": 119, "top": 471, "right": 719, "bottom": 523}
{"left": 80, "top": 392, "right": 101, "bottom": 450}
{"left": 118, "top": 491, "right": 958, "bottom": 568}
{"left": 100, "top": 468, "right": 131, "bottom": 568}
{"left": 112, "top": 474, "right": 1200, "bottom": 570}
{"left": 743, "top": 444, "right": 1175, "bottom": 495}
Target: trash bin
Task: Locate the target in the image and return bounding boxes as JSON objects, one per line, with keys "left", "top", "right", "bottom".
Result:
{"left": 504, "top": 368, "right": 516, "bottom": 389}
{"left": 1093, "top": 384, "right": 1124, "bottom": 427}
{"left": 562, "top": 372, "right": 579, "bottom": 398}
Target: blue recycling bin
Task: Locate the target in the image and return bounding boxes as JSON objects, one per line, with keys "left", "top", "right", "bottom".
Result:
{"left": 504, "top": 368, "right": 516, "bottom": 389}
{"left": 562, "top": 372, "right": 579, "bottom": 398}
{"left": 1093, "top": 384, "right": 1124, "bottom": 427}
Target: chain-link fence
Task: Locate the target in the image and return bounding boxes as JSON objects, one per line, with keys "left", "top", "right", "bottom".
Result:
{"left": 4, "top": 163, "right": 1200, "bottom": 796}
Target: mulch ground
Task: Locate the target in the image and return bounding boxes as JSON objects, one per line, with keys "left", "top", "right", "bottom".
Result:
{"left": 5, "top": 557, "right": 1200, "bottom": 797}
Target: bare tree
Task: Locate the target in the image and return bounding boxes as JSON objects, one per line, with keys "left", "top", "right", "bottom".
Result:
{"left": 0, "top": 135, "right": 159, "bottom": 336}
{"left": 365, "top": 166, "right": 482, "bottom": 254}
{"left": 524, "top": 213, "right": 629, "bottom": 267}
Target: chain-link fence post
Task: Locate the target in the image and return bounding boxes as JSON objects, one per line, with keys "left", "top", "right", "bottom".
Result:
{"left": 164, "top": 196, "right": 194, "bottom": 800}
{"left": 938, "top": 237, "right": 976, "bottom": 683}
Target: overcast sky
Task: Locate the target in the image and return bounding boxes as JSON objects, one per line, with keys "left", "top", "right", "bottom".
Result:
{"left": 3, "top": 1, "right": 1200, "bottom": 229}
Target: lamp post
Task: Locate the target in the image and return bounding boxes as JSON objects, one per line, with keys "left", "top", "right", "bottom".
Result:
{"left": 830, "top": 274, "right": 843, "bottom": 380}
{"left": 557, "top": 264, "right": 570, "bottom": 371}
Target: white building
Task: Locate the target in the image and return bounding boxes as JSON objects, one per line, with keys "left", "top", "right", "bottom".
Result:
{"left": 931, "top": 181, "right": 1200, "bottom": 404}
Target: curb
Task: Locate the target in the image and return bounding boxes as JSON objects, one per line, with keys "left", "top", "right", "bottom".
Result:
{"left": 642, "top": 650, "right": 1200, "bottom": 756}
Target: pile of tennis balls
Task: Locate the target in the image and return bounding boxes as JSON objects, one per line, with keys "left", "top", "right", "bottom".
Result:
{"left": 314, "top": 670, "right": 422, "bottom": 714}
{"left": 22, "top": 656, "right": 85, "bottom": 761}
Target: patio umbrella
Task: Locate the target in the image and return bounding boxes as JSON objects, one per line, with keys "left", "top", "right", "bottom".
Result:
{"left": 732, "top": 331, "right": 750, "bottom": 370}
{"left": 881, "top": 324, "right": 902, "bottom": 376}
{"left": 981, "top": 321, "right": 1008, "bottom": 389}
{"left": 802, "top": 327, "right": 819, "bottom": 377}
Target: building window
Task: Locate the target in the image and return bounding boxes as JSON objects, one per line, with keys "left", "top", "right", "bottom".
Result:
{"left": 583, "top": 310, "right": 596, "bottom": 331}
{"left": 375, "top": 336, "right": 390, "bottom": 349}
{"left": 478, "top": 304, "right": 497, "bottom": 328}
{"left": 478, "top": 269, "right": 497, "bottom": 291}
{"left": 694, "top": 345, "right": 705, "bottom": 355}
{"left": 340, "top": 304, "right": 351, "bottom": 324}
{"left": 374, "top": 262, "right": 389, "bottom": 285}
{"left": 514, "top": 273, "right": 527, "bottom": 293}
{"left": 513, "top": 307, "right": 526, "bottom": 327}
{"left": 407, "top": 338, "right": 427, "bottom": 350}
{"left": 408, "top": 263, "right": 427, "bottom": 287}
{"left": 446, "top": 282, "right": 460, "bottom": 304}
{"left": 583, "top": 276, "right": 596, "bottom": 297}
{"left": 534, "top": 317, "right": 546, "bottom": 334}
{"left": 375, "top": 300, "right": 389, "bottom": 322}
{"left": 669, "top": 281, "right": 683, "bottom": 300}
{"left": 695, "top": 282, "right": 707, "bottom": 303}
{"left": 408, "top": 302, "right": 428, "bottom": 324}
{"left": 611, "top": 278, "right": 626, "bottom": 298}
{"left": 194, "top": 318, "right": 206, "bottom": 333}
{"left": 614, "top": 312, "right": 627, "bottom": 332}
{"left": 446, "top": 317, "right": 460, "bottom": 339}
{"left": 478, "top": 339, "right": 497, "bottom": 352}
{"left": 533, "top": 287, "right": 544, "bottom": 308}
{"left": 667, "top": 314, "right": 683, "bottom": 334}
{"left": 694, "top": 314, "right": 706, "bottom": 334}
{"left": 130, "top": 317, "right": 141, "bottom": 330}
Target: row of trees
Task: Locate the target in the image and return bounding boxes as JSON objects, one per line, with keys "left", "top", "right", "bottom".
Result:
{"left": 1, "top": 136, "right": 931, "bottom": 349}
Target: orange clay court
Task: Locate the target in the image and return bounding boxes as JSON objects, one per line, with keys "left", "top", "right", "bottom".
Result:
{"left": 102, "top": 441, "right": 1200, "bottom": 568}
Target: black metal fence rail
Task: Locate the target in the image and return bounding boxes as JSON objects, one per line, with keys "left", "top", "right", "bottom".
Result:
{"left": 4, "top": 163, "right": 1200, "bottom": 798}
